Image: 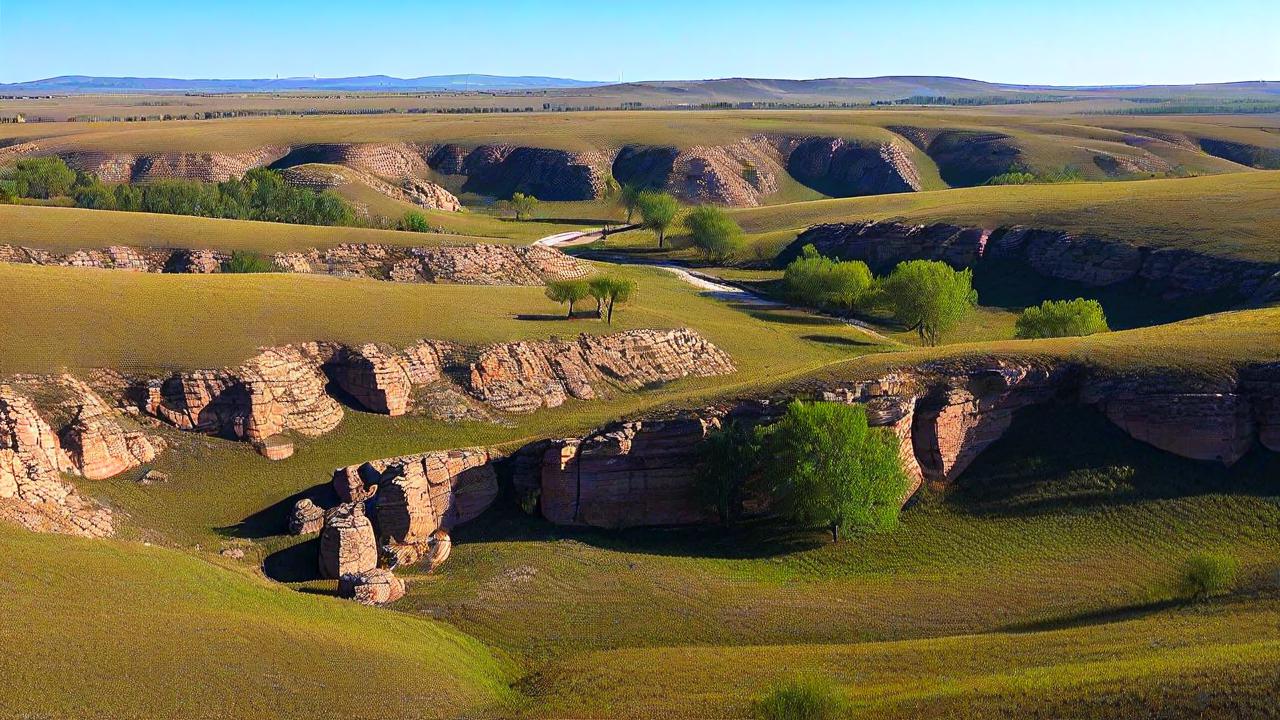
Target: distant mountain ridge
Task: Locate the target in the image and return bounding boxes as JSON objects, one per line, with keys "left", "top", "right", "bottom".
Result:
{"left": 0, "top": 74, "right": 608, "bottom": 93}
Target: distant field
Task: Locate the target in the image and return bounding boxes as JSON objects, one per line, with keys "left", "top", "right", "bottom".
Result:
{"left": 724, "top": 171, "right": 1280, "bottom": 262}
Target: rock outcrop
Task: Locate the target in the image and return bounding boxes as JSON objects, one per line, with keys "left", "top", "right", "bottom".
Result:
{"left": 888, "top": 127, "right": 1023, "bottom": 187}
{"left": 372, "top": 448, "right": 498, "bottom": 544}
{"left": 429, "top": 144, "right": 609, "bottom": 201}
{"left": 781, "top": 137, "right": 922, "bottom": 197}
{"left": 280, "top": 162, "right": 462, "bottom": 212}
{"left": 53, "top": 375, "right": 160, "bottom": 480}
{"left": 288, "top": 498, "right": 325, "bottom": 535}
{"left": 61, "top": 146, "right": 289, "bottom": 183}
{"left": 337, "top": 568, "right": 406, "bottom": 605}
{"left": 137, "top": 344, "right": 343, "bottom": 445}
{"left": 326, "top": 341, "right": 451, "bottom": 416}
{"left": 787, "top": 221, "right": 1280, "bottom": 305}
{"left": 0, "top": 386, "right": 114, "bottom": 537}
{"left": 467, "top": 329, "right": 737, "bottom": 413}
{"left": 319, "top": 503, "right": 378, "bottom": 579}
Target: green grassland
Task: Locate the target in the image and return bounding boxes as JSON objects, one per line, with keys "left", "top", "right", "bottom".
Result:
{"left": 0, "top": 523, "right": 516, "bottom": 720}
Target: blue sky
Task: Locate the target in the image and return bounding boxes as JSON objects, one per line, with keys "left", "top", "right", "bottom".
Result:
{"left": 2, "top": 0, "right": 1277, "bottom": 85}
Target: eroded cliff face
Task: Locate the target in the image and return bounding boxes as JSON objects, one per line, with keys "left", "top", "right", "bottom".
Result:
{"left": 60, "top": 146, "right": 290, "bottom": 183}
{"left": 428, "top": 143, "right": 609, "bottom": 201}
{"left": 280, "top": 163, "right": 462, "bottom": 212}
{"left": 506, "top": 358, "right": 1280, "bottom": 529}
{"left": 888, "top": 127, "right": 1023, "bottom": 187}
{"left": 781, "top": 137, "right": 922, "bottom": 197}
{"left": 788, "top": 221, "right": 1280, "bottom": 306}
{"left": 0, "top": 242, "right": 591, "bottom": 286}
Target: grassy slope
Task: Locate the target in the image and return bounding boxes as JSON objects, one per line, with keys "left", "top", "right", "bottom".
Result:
{"left": 727, "top": 170, "right": 1280, "bottom": 262}
{"left": 0, "top": 524, "right": 514, "bottom": 719}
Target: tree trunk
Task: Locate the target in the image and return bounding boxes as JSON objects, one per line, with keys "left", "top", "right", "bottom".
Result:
{"left": 566, "top": 301, "right": 573, "bottom": 318}
{"left": 607, "top": 300, "right": 615, "bottom": 324}
{"left": 658, "top": 230, "right": 665, "bottom": 249}
{"left": 830, "top": 522, "right": 839, "bottom": 543}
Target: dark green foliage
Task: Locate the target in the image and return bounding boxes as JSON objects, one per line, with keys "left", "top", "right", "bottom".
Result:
{"left": 985, "top": 165, "right": 1084, "bottom": 185}
{"left": 685, "top": 206, "right": 745, "bottom": 261}
{"left": 221, "top": 250, "right": 276, "bottom": 273}
{"left": 619, "top": 183, "right": 644, "bottom": 223}
{"left": 782, "top": 245, "right": 874, "bottom": 311}
{"left": 753, "top": 677, "right": 847, "bottom": 720}
{"left": 1016, "top": 298, "right": 1110, "bottom": 338}
{"left": 70, "top": 168, "right": 356, "bottom": 226}
{"left": 984, "top": 170, "right": 1038, "bottom": 185}
{"left": 9, "top": 157, "right": 76, "bottom": 199}
{"left": 399, "top": 210, "right": 432, "bottom": 232}
{"left": 0, "top": 180, "right": 18, "bottom": 204}
{"left": 696, "top": 421, "right": 760, "bottom": 525}
{"left": 1179, "top": 552, "right": 1239, "bottom": 600}
{"left": 758, "top": 401, "right": 907, "bottom": 541}
{"left": 635, "top": 190, "right": 678, "bottom": 247}
{"left": 510, "top": 192, "right": 539, "bottom": 220}
{"left": 544, "top": 279, "right": 591, "bottom": 317}
{"left": 588, "top": 276, "right": 637, "bottom": 323}
{"left": 72, "top": 178, "right": 118, "bottom": 210}
{"left": 881, "top": 260, "right": 977, "bottom": 345}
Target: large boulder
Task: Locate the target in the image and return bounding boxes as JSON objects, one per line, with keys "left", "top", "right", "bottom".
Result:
{"left": 337, "top": 568, "right": 406, "bottom": 605}
{"left": 319, "top": 503, "right": 377, "bottom": 579}
{"left": 375, "top": 448, "right": 497, "bottom": 544}
{"left": 55, "top": 375, "right": 160, "bottom": 480}
{"left": 288, "top": 498, "right": 325, "bottom": 535}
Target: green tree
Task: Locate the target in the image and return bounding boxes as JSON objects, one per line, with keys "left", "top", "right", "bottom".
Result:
{"left": 221, "top": 250, "right": 276, "bottom": 273}
{"left": 398, "top": 210, "right": 432, "bottom": 232}
{"left": 758, "top": 401, "right": 908, "bottom": 541}
{"left": 1179, "top": 552, "right": 1239, "bottom": 601}
{"left": 588, "top": 276, "right": 637, "bottom": 324}
{"left": 544, "top": 279, "right": 591, "bottom": 318}
{"left": 72, "top": 179, "right": 118, "bottom": 210}
{"left": 782, "top": 245, "right": 874, "bottom": 311}
{"left": 0, "top": 180, "right": 19, "bottom": 204}
{"left": 1015, "top": 298, "right": 1110, "bottom": 339}
{"left": 12, "top": 157, "right": 76, "bottom": 199}
{"left": 113, "top": 183, "right": 143, "bottom": 211}
{"left": 696, "top": 421, "right": 760, "bottom": 525}
{"left": 510, "top": 192, "right": 539, "bottom": 220}
{"left": 881, "top": 260, "right": 978, "bottom": 346}
{"left": 685, "top": 206, "right": 745, "bottom": 262}
{"left": 635, "top": 190, "right": 678, "bottom": 248}
{"left": 618, "top": 183, "right": 644, "bottom": 223}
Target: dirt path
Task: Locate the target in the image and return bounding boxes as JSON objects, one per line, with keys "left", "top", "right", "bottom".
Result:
{"left": 536, "top": 230, "right": 894, "bottom": 342}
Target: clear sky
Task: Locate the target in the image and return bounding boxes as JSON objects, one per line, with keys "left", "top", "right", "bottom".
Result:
{"left": 2, "top": 0, "right": 1277, "bottom": 85}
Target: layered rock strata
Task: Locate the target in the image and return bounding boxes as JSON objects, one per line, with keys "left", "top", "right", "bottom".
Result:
{"left": 338, "top": 568, "right": 406, "bottom": 605}
{"left": 319, "top": 503, "right": 378, "bottom": 579}
{"left": 429, "top": 144, "right": 609, "bottom": 201}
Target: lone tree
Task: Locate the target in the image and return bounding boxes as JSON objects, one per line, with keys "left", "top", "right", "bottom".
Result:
{"left": 619, "top": 183, "right": 644, "bottom": 223}
{"left": 588, "top": 276, "right": 637, "bottom": 324}
{"left": 544, "top": 279, "right": 591, "bottom": 318}
{"left": 685, "top": 206, "right": 745, "bottom": 262}
{"left": 758, "top": 401, "right": 908, "bottom": 542}
{"left": 510, "top": 192, "right": 539, "bottom": 220}
{"left": 1015, "top": 298, "right": 1110, "bottom": 338}
{"left": 880, "top": 259, "right": 977, "bottom": 346}
{"left": 696, "top": 420, "right": 760, "bottom": 525}
{"left": 636, "top": 190, "right": 678, "bottom": 248}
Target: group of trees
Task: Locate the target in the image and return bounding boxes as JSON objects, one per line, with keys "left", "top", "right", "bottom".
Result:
{"left": 1, "top": 157, "right": 358, "bottom": 227}
{"left": 784, "top": 246, "right": 978, "bottom": 346}
{"left": 616, "top": 184, "right": 747, "bottom": 261}
{"left": 544, "top": 275, "right": 637, "bottom": 323}
{"left": 697, "top": 401, "right": 909, "bottom": 542}
{"left": 1015, "top": 298, "right": 1110, "bottom": 338}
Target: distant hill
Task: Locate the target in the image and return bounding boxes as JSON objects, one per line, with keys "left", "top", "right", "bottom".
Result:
{"left": 0, "top": 74, "right": 608, "bottom": 93}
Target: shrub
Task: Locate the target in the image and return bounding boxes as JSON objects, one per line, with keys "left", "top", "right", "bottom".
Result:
{"left": 984, "top": 170, "right": 1038, "bottom": 185}
{"left": 544, "top": 279, "right": 591, "bottom": 318}
{"left": 11, "top": 157, "right": 76, "bottom": 199}
{"left": 0, "top": 180, "right": 18, "bottom": 204}
{"left": 880, "top": 259, "right": 977, "bottom": 345}
{"left": 399, "top": 210, "right": 432, "bottom": 232}
{"left": 1179, "top": 552, "right": 1239, "bottom": 600}
{"left": 221, "top": 250, "right": 276, "bottom": 273}
{"left": 72, "top": 179, "right": 118, "bottom": 210}
{"left": 753, "top": 678, "right": 847, "bottom": 720}
{"left": 696, "top": 420, "right": 760, "bottom": 525}
{"left": 685, "top": 205, "right": 745, "bottom": 262}
{"left": 113, "top": 183, "right": 143, "bottom": 211}
{"left": 757, "top": 401, "right": 908, "bottom": 541}
{"left": 1015, "top": 298, "right": 1110, "bottom": 338}
{"left": 782, "top": 245, "right": 874, "bottom": 312}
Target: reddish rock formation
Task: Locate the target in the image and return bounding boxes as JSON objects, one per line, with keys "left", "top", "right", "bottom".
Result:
{"left": 536, "top": 414, "right": 722, "bottom": 528}
{"left": 422, "top": 529, "right": 452, "bottom": 573}
{"left": 0, "top": 386, "right": 113, "bottom": 537}
{"left": 54, "top": 375, "right": 160, "bottom": 480}
{"left": 288, "top": 498, "right": 325, "bottom": 535}
{"left": 337, "top": 568, "right": 406, "bottom": 605}
{"left": 468, "top": 328, "right": 736, "bottom": 413}
{"left": 139, "top": 345, "right": 343, "bottom": 444}
{"left": 319, "top": 503, "right": 377, "bottom": 579}
{"left": 370, "top": 448, "right": 497, "bottom": 543}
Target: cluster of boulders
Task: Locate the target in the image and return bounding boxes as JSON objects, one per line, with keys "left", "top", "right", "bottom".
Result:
{"left": 287, "top": 448, "right": 495, "bottom": 604}
{"left": 786, "top": 221, "right": 1280, "bottom": 306}
{"left": 0, "top": 376, "right": 163, "bottom": 538}
{"left": 0, "top": 241, "right": 592, "bottom": 286}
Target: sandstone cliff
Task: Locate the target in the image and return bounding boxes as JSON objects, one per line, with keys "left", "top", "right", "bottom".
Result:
{"left": 60, "top": 146, "right": 290, "bottom": 183}
{"left": 428, "top": 143, "right": 609, "bottom": 201}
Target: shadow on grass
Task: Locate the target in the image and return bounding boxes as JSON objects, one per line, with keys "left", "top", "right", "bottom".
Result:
{"left": 217, "top": 482, "right": 337, "bottom": 540}
{"left": 802, "top": 334, "right": 879, "bottom": 348}
{"left": 264, "top": 537, "right": 323, "bottom": 583}
{"left": 453, "top": 500, "right": 825, "bottom": 560}
{"left": 516, "top": 312, "right": 600, "bottom": 321}
{"left": 744, "top": 308, "right": 846, "bottom": 326}
{"left": 1000, "top": 598, "right": 1185, "bottom": 634}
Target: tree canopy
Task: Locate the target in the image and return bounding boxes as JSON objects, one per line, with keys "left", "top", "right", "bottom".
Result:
{"left": 782, "top": 245, "right": 875, "bottom": 311}
{"left": 544, "top": 279, "right": 591, "bottom": 318}
{"left": 8, "top": 157, "right": 76, "bottom": 199}
{"left": 685, "top": 206, "right": 745, "bottom": 262}
{"left": 635, "top": 190, "right": 678, "bottom": 248}
{"left": 510, "top": 192, "right": 539, "bottom": 220}
{"left": 758, "top": 401, "right": 908, "bottom": 541}
{"left": 1015, "top": 298, "right": 1110, "bottom": 339}
{"left": 880, "top": 260, "right": 977, "bottom": 346}
{"left": 588, "top": 276, "right": 637, "bottom": 323}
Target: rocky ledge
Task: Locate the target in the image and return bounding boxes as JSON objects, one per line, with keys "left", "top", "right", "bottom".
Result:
{"left": 0, "top": 242, "right": 592, "bottom": 286}
{"left": 785, "top": 221, "right": 1280, "bottom": 306}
